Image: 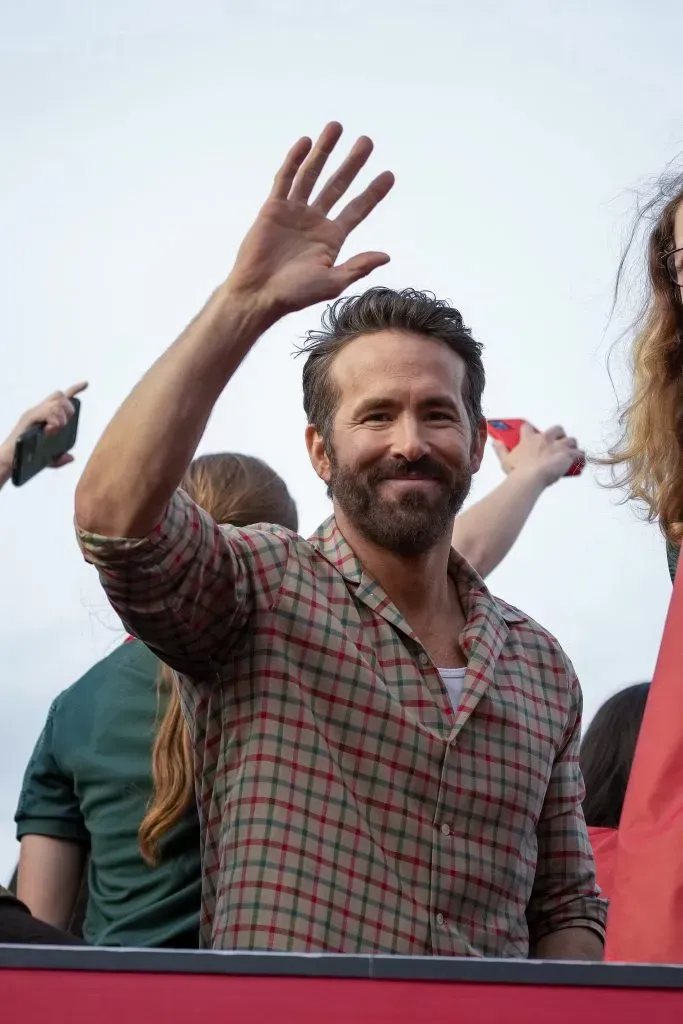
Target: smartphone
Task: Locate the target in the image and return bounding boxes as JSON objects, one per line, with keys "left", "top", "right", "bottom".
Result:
{"left": 11, "top": 397, "right": 81, "bottom": 487}
{"left": 486, "top": 418, "right": 584, "bottom": 477}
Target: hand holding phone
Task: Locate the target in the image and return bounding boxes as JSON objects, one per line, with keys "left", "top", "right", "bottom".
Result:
{"left": 5, "top": 382, "right": 87, "bottom": 487}
{"left": 486, "top": 419, "right": 584, "bottom": 481}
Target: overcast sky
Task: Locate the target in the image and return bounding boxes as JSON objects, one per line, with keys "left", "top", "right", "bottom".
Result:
{"left": 0, "top": 1, "right": 680, "bottom": 881}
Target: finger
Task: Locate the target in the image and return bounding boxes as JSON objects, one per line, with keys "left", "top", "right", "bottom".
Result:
{"left": 519, "top": 422, "right": 536, "bottom": 439}
{"left": 565, "top": 436, "right": 579, "bottom": 449}
{"left": 491, "top": 439, "right": 509, "bottom": 463}
{"left": 331, "top": 250, "right": 391, "bottom": 290}
{"left": 51, "top": 453, "right": 74, "bottom": 469}
{"left": 544, "top": 424, "right": 566, "bottom": 441}
{"left": 44, "top": 417, "right": 68, "bottom": 436}
{"left": 269, "top": 136, "right": 313, "bottom": 200}
{"left": 335, "top": 170, "right": 395, "bottom": 237}
{"left": 64, "top": 381, "right": 88, "bottom": 400}
{"left": 289, "top": 122, "right": 344, "bottom": 204}
{"left": 312, "top": 135, "right": 374, "bottom": 215}
{"left": 50, "top": 399, "right": 75, "bottom": 423}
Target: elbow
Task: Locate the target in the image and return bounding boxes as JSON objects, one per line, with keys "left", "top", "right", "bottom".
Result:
{"left": 75, "top": 470, "right": 140, "bottom": 539}
{"left": 74, "top": 473, "right": 99, "bottom": 535}
{"left": 74, "top": 468, "right": 120, "bottom": 536}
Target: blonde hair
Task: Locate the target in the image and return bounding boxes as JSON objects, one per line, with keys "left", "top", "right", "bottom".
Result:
{"left": 604, "top": 168, "right": 683, "bottom": 546}
{"left": 138, "top": 453, "right": 298, "bottom": 865}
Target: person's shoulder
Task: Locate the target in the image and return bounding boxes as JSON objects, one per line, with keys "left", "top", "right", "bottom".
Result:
{"left": 56, "top": 638, "right": 158, "bottom": 709}
{"left": 222, "top": 522, "right": 318, "bottom": 564}
{"left": 495, "top": 597, "right": 576, "bottom": 668}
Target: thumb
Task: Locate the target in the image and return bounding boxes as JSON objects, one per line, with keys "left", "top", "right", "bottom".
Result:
{"left": 491, "top": 439, "right": 508, "bottom": 464}
{"left": 333, "top": 251, "right": 390, "bottom": 290}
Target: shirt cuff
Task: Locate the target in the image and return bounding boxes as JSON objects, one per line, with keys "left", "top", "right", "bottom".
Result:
{"left": 529, "top": 894, "right": 608, "bottom": 945}
{"left": 74, "top": 490, "right": 189, "bottom": 569}
{"left": 16, "top": 817, "right": 91, "bottom": 846}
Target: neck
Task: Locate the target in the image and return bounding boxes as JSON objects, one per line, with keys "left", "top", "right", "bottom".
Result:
{"left": 333, "top": 505, "right": 455, "bottom": 622}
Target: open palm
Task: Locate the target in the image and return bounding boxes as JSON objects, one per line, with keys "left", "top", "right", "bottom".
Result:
{"left": 228, "top": 123, "right": 395, "bottom": 315}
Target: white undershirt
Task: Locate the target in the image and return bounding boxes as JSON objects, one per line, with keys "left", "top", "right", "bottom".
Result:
{"left": 438, "top": 667, "right": 466, "bottom": 712}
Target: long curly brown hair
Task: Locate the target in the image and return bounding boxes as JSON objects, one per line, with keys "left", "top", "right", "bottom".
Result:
{"left": 138, "top": 453, "right": 298, "bottom": 865}
{"left": 604, "top": 167, "right": 683, "bottom": 545}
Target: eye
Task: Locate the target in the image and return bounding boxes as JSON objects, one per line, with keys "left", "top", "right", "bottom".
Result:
{"left": 362, "top": 412, "right": 392, "bottom": 424}
{"left": 426, "top": 410, "right": 456, "bottom": 422}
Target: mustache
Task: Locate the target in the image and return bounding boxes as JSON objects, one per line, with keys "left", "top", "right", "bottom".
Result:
{"left": 367, "top": 457, "right": 451, "bottom": 484}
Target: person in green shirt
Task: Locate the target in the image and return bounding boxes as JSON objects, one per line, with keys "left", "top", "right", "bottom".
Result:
{"left": 14, "top": 451, "right": 299, "bottom": 948}
{"left": 604, "top": 165, "right": 683, "bottom": 584}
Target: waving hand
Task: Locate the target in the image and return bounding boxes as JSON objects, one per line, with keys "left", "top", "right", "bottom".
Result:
{"left": 227, "top": 122, "right": 395, "bottom": 316}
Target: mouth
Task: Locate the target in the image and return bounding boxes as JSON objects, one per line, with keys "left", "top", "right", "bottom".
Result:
{"left": 380, "top": 477, "right": 443, "bottom": 492}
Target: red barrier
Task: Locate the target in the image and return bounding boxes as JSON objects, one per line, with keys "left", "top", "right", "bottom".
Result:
{"left": 2, "top": 949, "right": 683, "bottom": 1023}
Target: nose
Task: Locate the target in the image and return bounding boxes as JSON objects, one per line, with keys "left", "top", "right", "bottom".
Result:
{"left": 390, "top": 415, "right": 429, "bottom": 462}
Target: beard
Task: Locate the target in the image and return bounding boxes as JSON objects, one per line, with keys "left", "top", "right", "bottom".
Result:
{"left": 328, "top": 450, "right": 473, "bottom": 557}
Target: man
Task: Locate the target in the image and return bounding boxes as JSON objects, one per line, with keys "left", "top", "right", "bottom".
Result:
{"left": 74, "top": 123, "right": 605, "bottom": 958}
{"left": 0, "top": 382, "right": 87, "bottom": 491}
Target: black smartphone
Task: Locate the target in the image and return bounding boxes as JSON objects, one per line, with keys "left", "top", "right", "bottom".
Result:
{"left": 11, "top": 397, "right": 81, "bottom": 487}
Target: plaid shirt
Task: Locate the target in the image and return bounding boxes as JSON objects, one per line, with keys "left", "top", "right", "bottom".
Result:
{"left": 77, "top": 490, "right": 606, "bottom": 956}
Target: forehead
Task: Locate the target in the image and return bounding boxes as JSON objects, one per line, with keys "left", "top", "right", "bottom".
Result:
{"left": 331, "top": 329, "right": 467, "bottom": 404}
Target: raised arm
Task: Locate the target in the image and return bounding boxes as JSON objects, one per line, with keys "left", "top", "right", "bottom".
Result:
{"left": 75, "top": 122, "right": 394, "bottom": 539}
{"left": 74, "top": 123, "right": 394, "bottom": 670}
{"left": 452, "top": 424, "right": 583, "bottom": 578}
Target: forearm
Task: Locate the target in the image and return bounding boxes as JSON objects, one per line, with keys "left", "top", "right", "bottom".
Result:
{"left": 533, "top": 927, "right": 604, "bottom": 961}
{"left": 451, "top": 469, "right": 546, "bottom": 578}
{"left": 17, "top": 835, "right": 86, "bottom": 930}
{"left": 0, "top": 440, "right": 13, "bottom": 491}
{"left": 75, "top": 283, "right": 274, "bottom": 539}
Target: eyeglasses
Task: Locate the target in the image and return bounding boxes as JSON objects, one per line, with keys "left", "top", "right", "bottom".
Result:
{"left": 664, "top": 246, "right": 683, "bottom": 287}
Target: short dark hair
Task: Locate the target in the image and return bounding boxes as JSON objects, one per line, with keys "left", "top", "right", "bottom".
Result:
{"left": 580, "top": 682, "right": 651, "bottom": 829}
{"left": 299, "top": 287, "right": 486, "bottom": 445}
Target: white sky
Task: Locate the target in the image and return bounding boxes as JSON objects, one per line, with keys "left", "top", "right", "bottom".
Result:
{"left": 0, "top": 1, "right": 679, "bottom": 882}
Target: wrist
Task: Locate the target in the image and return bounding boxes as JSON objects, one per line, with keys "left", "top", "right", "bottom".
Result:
{"left": 507, "top": 465, "right": 549, "bottom": 497}
{"left": 0, "top": 440, "right": 13, "bottom": 488}
{"left": 217, "top": 277, "right": 284, "bottom": 337}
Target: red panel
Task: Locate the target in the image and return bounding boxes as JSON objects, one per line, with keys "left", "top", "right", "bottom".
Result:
{"left": 2, "top": 971, "right": 683, "bottom": 1023}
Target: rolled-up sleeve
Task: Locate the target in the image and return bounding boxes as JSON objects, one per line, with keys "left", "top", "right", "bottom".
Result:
{"left": 526, "top": 668, "right": 608, "bottom": 946}
{"left": 75, "top": 488, "right": 291, "bottom": 677}
{"left": 15, "top": 699, "right": 89, "bottom": 846}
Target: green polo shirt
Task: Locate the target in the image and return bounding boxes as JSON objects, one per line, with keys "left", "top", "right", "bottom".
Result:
{"left": 15, "top": 640, "right": 200, "bottom": 948}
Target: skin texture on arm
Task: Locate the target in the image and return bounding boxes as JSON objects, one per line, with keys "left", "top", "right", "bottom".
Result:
{"left": 0, "top": 382, "right": 87, "bottom": 491}
{"left": 17, "top": 835, "right": 86, "bottom": 931}
{"left": 533, "top": 927, "right": 604, "bottom": 961}
{"left": 452, "top": 423, "right": 583, "bottom": 578}
{"left": 74, "top": 122, "right": 394, "bottom": 540}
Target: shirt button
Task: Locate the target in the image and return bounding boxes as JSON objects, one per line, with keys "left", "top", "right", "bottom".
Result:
{"left": 418, "top": 652, "right": 429, "bottom": 667}
{"left": 436, "top": 913, "right": 445, "bottom": 926}
{"left": 441, "top": 823, "right": 451, "bottom": 836}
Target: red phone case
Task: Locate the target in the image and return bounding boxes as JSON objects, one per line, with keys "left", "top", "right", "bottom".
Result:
{"left": 486, "top": 419, "right": 583, "bottom": 477}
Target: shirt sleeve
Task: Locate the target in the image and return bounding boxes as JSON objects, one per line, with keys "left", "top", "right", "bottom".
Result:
{"left": 526, "top": 665, "right": 608, "bottom": 946}
{"left": 75, "top": 487, "right": 292, "bottom": 677}
{"left": 15, "top": 699, "right": 89, "bottom": 845}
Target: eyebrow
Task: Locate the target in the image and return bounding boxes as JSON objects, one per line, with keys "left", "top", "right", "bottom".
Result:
{"left": 352, "top": 394, "right": 460, "bottom": 416}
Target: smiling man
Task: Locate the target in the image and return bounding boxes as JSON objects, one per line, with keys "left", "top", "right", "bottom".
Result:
{"left": 74, "top": 122, "right": 606, "bottom": 958}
